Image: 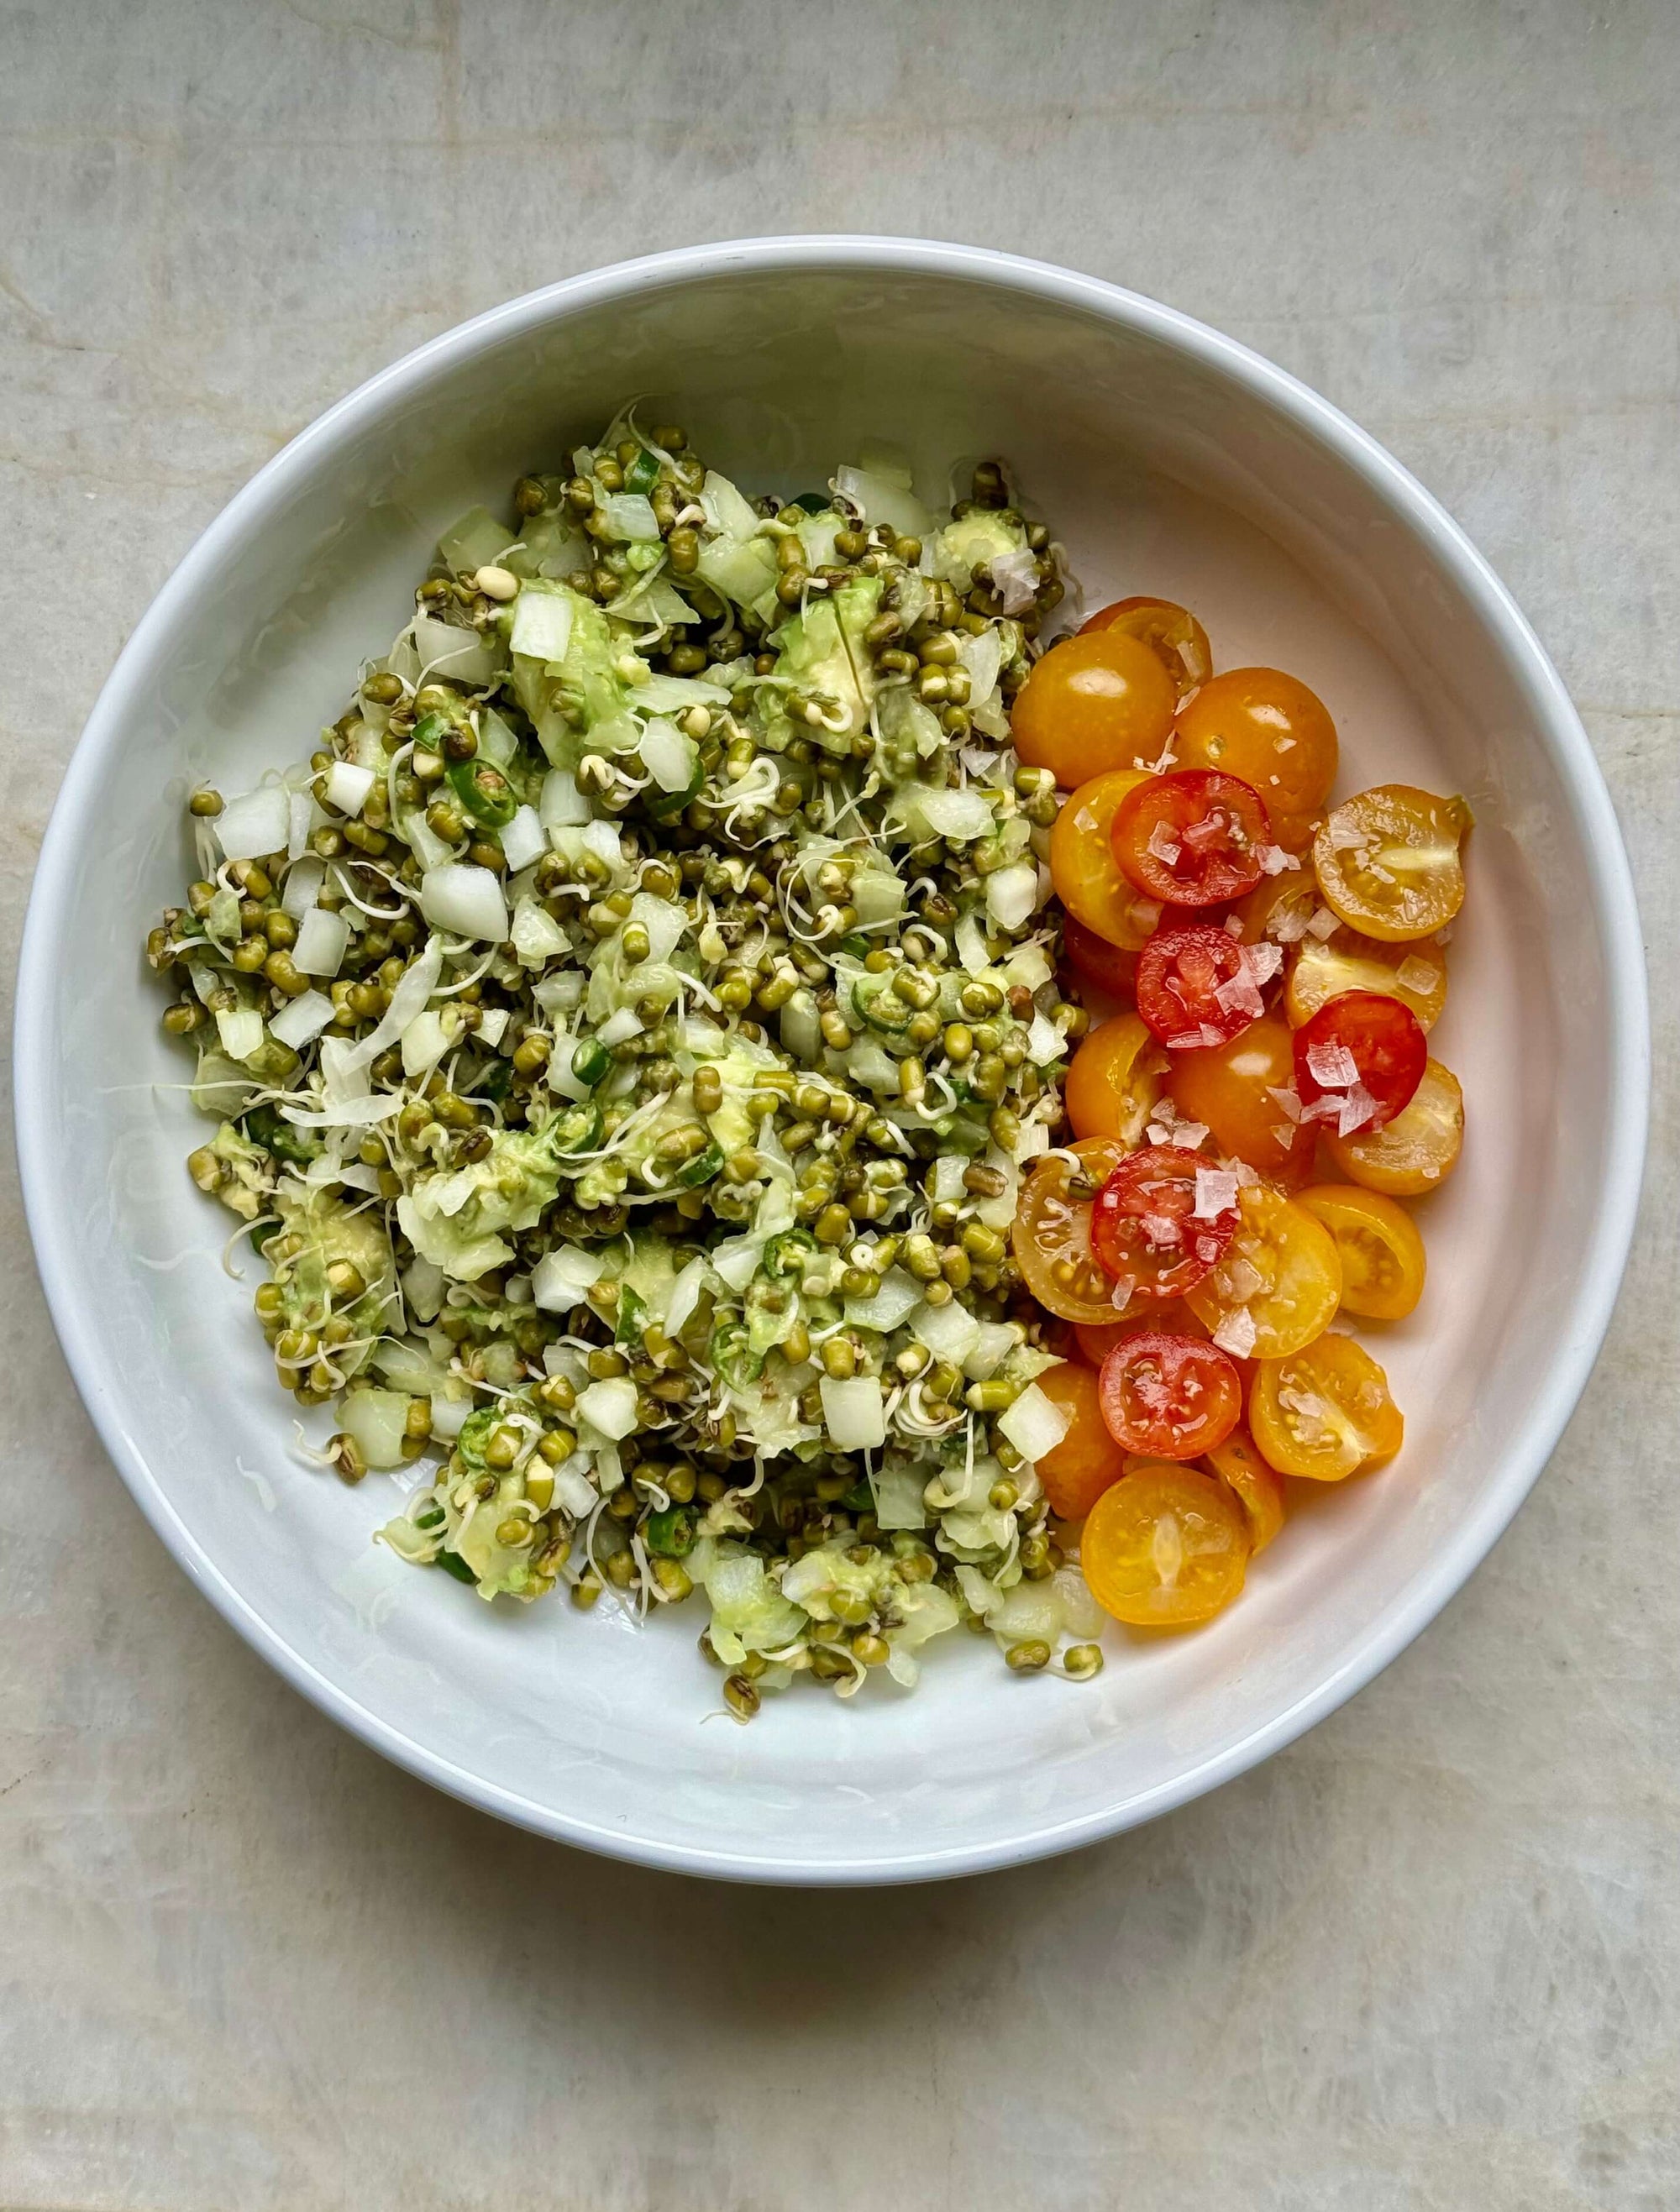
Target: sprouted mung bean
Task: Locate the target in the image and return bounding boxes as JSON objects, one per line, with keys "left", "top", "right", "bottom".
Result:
{"left": 150, "top": 411, "right": 1110, "bottom": 1714}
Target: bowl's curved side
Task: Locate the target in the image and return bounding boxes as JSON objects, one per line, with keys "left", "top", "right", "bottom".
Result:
{"left": 14, "top": 239, "right": 1649, "bottom": 1884}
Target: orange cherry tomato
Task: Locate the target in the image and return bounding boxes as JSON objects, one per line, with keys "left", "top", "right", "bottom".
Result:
{"left": 1313, "top": 785, "right": 1472, "bottom": 942}
{"left": 1013, "top": 1137, "right": 1133, "bottom": 1324}
{"left": 1032, "top": 1360, "right": 1130, "bottom": 1520}
{"left": 1166, "top": 1013, "right": 1317, "bottom": 1185}
{"left": 1098, "top": 1331, "right": 1243, "bottom": 1460}
{"left": 1185, "top": 1184, "right": 1342, "bottom": 1359}
{"left": 1112, "top": 770, "right": 1272, "bottom": 906}
{"left": 1063, "top": 1013, "right": 1163, "bottom": 1145}
{"left": 1269, "top": 808, "right": 1326, "bottom": 857}
{"left": 1061, "top": 914, "right": 1139, "bottom": 1002}
{"left": 1079, "top": 595, "right": 1212, "bottom": 698}
{"left": 1295, "top": 1184, "right": 1426, "bottom": 1320}
{"left": 1325, "top": 1057, "right": 1463, "bottom": 1197}
{"left": 1048, "top": 769, "right": 1162, "bottom": 949}
{"left": 1205, "top": 1427, "right": 1285, "bottom": 1553}
{"left": 1286, "top": 926, "right": 1448, "bottom": 1032}
{"left": 1072, "top": 1298, "right": 1210, "bottom": 1369}
{"left": 1231, "top": 867, "right": 1317, "bottom": 948}
{"left": 1082, "top": 1464, "right": 1250, "bottom": 1627}
{"left": 1249, "top": 1334, "right": 1404, "bottom": 1481}
{"left": 1012, "top": 629, "right": 1178, "bottom": 788}
{"left": 1173, "top": 667, "right": 1339, "bottom": 820}
{"left": 1089, "top": 1145, "right": 1240, "bottom": 1303}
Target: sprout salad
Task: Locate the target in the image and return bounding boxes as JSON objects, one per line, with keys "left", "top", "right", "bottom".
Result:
{"left": 150, "top": 413, "right": 1111, "bottom": 1717}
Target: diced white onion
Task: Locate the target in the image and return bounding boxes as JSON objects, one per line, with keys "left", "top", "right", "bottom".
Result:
{"left": 843, "top": 1267, "right": 923, "bottom": 1333}
{"left": 287, "top": 789, "right": 314, "bottom": 861}
{"left": 400, "top": 1009, "right": 453, "bottom": 1077}
{"left": 539, "top": 768, "right": 591, "bottom": 828}
{"left": 325, "top": 761, "right": 375, "bottom": 816}
{"left": 916, "top": 787, "right": 995, "bottom": 841}
{"left": 963, "top": 1320, "right": 1019, "bottom": 1381}
{"left": 215, "top": 786, "right": 291, "bottom": 862}
{"left": 475, "top": 1007, "right": 510, "bottom": 1048}
{"left": 832, "top": 465, "right": 933, "bottom": 540}
{"left": 532, "top": 1245, "right": 609, "bottom": 1313}
{"left": 630, "top": 891, "right": 685, "bottom": 965}
{"left": 338, "top": 1389, "right": 412, "bottom": 1470}
{"left": 997, "top": 1380, "right": 1073, "bottom": 1463}
{"left": 819, "top": 1375, "right": 886, "bottom": 1451}
{"left": 293, "top": 904, "right": 350, "bottom": 978}
{"left": 499, "top": 805, "right": 547, "bottom": 874}
{"left": 578, "top": 1376, "right": 639, "bottom": 1439}
{"left": 956, "top": 909, "right": 991, "bottom": 976}
{"left": 413, "top": 614, "right": 499, "bottom": 686}
{"left": 511, "top": 585, "right": 575, "bottom": 664}
{"left": 1026, "top": 1010, "right": 1065, "bottom": 1066}
{"left": 596, "top": 1007, "right": 642, "bottom": 1046}
{"left": 580, "top": 820, "right": 623, "bottom": 873}
{"left": 269, "top": 989, "right": 334, "bottom": 1049}
{"left": 665, "top": 1255, "right": 711, "bottom": 1339}
{"left": 215, "top": 1006, "right": 265, "bottom": 1061}
{"left": 600, "top": 493, "right": 660, "bottom": 542}
{"left": 912, "top": 1297, "right": 981, "bottom": 1368}
{"left": 281, "top": 857, "right": 325, "bottom": 919}
{"left": 429, "top": 1392, "right": 470, "bottom": 1441}
{"left": 986, "top": 861, "right": 1038, "bottom": 934}
{"left": 511, "top": 896, "right": 568, "bottom": 967}
{"left": 419, "top": 864, "right": 508, "bottom": 942}
{"left": 638, "top": 716, "right": 697, "bottom": 793}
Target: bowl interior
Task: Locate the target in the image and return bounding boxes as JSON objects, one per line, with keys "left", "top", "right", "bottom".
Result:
{"left": 22, "top": 252, "right": 1636, "bottom": 1879}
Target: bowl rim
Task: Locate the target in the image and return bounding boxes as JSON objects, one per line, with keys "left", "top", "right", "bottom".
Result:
{"left": 15, "top": 234, "right": 1650, "bottom": 1884}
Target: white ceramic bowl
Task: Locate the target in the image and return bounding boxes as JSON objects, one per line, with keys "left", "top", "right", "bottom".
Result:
{"left": 16, "top": 238, "right": 1647, "bottom": 1884}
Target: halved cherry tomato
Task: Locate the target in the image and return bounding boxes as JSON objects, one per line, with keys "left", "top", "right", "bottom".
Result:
{"left": 1270, "top": 808, "right": 1326, "bottom": 857}
{"left": 1098, "top": 1331, "right": 1242, "bottom": 1460}
{"left": 1286, "top": 926, "right": 1447, "bottom": 1032}
{"left": 1031, "top": 1360, "right": 1130, "bottom": 1520}
{"left": 1185, "top": 1184, "right": 1342, "bottom": 1358}
{"left": 1063, "top": 1013, "right": 1163, "bottom": 1144}
{"left": 1249, "top": 1334, "right": 1404, "bottom": 1481}
{"left": 1295, "top": 1184, "right": 1426, "bottom": 1320}
{"left": 1313, "top": 785, "right": 1472, "bottom": 942}
{"left": 1136, "top": 923, "right": 1260, "bottom": 1051}
{"left": 1205, "top": 1428, "right": 1285, "bottom": 1553}
{"left": 1293, "top": 990, "right": 1426, "bottom": 1134}
{"left": 1173, "top": 667, "right": 1339, "bottom": 820}
{"left": 1049, "top": 769, "right": 1162, "bottom": 949}
{"left": 1079, "top": 595, "right": 1212, "bottom": 698}
{"left": 1167, "top": 1013, "right": 1318, "bottom": 1185}
{"left": 1011, "top": 629, "right": 1178, "bottom": 788}
{"left": 1062, "top": 914, "right": 1139, "bottom": 1001}
{"left": 1230, "top": 867, "right": 1316, "bottom": 947}
{"left": 1012, "top": 1137, "right": 1133, "bottom": 1324}
{"left": 1082, "top": 1464, "right": 1250, "bottom": 1627}
{"left": 1112, "top": 769, "right": 1272, "bottom": 906}
{"left": 1089, "top": 1145, "right": 1239, "bottom": 1303}
{"left": 1326, "top": 1057, "right": 1463, "bottom": 1196}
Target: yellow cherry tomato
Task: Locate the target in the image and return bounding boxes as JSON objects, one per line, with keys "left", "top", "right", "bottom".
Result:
{"left": 1081, "top": 1462, "right": 1250, "bottom": 1627}
{"left": 1166, "top": 1013, "right": 1316, "bottom": 1186}
{"left": 1286, "top": 926, "right": 1448, "bottom": 1031}
{"left": 1049, "top": 768, "right": 1162, "bottom": 949}
{"left": 1230, "top": 868, "right": 1318, "bottom": 947}
{"left": 1295, "top": 1184, "right": 1426, "bottom": 1320}
{"left": 1013, "top": 1137, "right": 1134, "bottom": 1324}
{"left": 1012, "top": 629, "right": 1179, "bottom": 789}
{"left": 1064, "top": 1013, "right": 1163, "bottom": 1144}
{"left": 1326, "top": 1058, "right": 1463, "bottom": 1197}
{"left": 1249, "top": 1334, "right": 1404, "bottom": 1481}
{"left": 1205, "top": 1427, "right": 1285, "bottom": 1553}
{"left": 1080, "top": 595, "right": 1212, "bottom": 699}
{"left": 1313, "top": 785, "right": 1472, "bottom": 942}
{"left": 1185, "top": 1185, "right": 1342, "bottom": 1358}
{"left": 1173, "top": 667, "right": 1339, "bottom": 820}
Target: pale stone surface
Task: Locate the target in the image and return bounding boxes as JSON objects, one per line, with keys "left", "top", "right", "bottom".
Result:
{"left": 3, "top": 3, "right": 1677, "bottom": 2206}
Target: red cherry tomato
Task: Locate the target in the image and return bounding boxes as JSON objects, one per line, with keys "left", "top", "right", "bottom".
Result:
{"left": 1111, "top": 770, "right": 1273, "bottom": 907}
{"left": 1293, "top": 989, "right": 1426, "bottom": 1135}
{"left": 1073, "top": 1299, "right": 1212, "bottom": 1370}
{"left": 1061, "top": 913, "right": 1139, "bottom": 1000}
{"left": 1136, "top": 923, "right": 1262, "bottom": 1051}
{"left": 1089, "top": 1145, "right": 1240, "bottom": 1302}
{"left": 1097, "top": 1331, "right": 1244, "bottom": 1460}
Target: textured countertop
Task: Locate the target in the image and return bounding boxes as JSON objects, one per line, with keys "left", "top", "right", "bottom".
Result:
{"left": 3, "top": 4, "right": 1676, "bottom": 2206}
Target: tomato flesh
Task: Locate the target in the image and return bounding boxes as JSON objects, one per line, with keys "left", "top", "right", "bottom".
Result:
{"left": 1173, "top": 667, "right": 1339, "bottom": 820}
{"left": 1136, "top": 923, "right": 1263, "bottom": 1051}
{"left": 1089, "top": 1145, "right": 1239, "bottom": 1303}
{"left": 1011, "top": 629, "right": 1178, "bottom": 788}
{"left": 1032, "top": 1360, "right": 1130, "bottom": 1520}
{"left": 1049, "top": 769, "right": 1163, "bottom": 950}
{"left": 1293, "top": 990, "right": 1426, "bottom": 1135}
{"left": 1063, "top": 1013, "right": 1162, "bottom": 1145}
{"left": 1097, "top": 1331, "right": 1242, "bottom": 1460}
{"left": 1079, "top": 596, "right": 1212, "bottom": 698}
{"left": 1081, "top": 1465, "right": 1250, "bottom": 1628}
{"left": 1112, "top": 769, "right": 1272, "bottom": 906}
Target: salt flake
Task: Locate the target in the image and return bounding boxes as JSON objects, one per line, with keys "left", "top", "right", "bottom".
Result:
{"left": 1305, "top": 1040, "right": 1361, "bottom": 1088}
{"left": 1212, "top": 1307, "right": 1257, "bottom": 1359}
